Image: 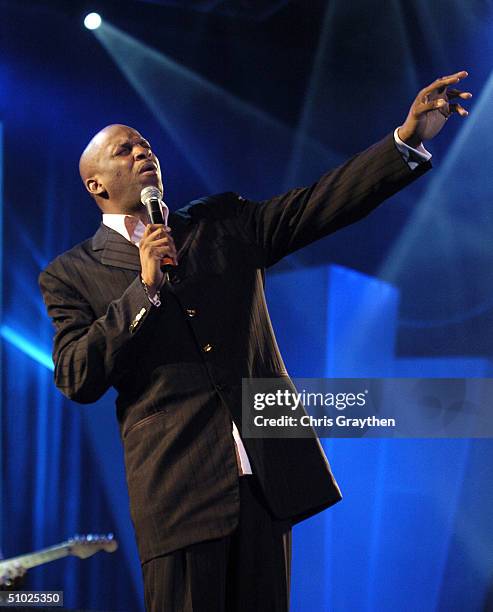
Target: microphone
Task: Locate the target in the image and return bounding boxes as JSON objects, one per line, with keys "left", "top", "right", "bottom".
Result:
{"left": 140, "top": 185, "right": 168, "bottom": 225}
{"left": 140, "top": 185, "right": 175, "bottom": 273}
{"left": 140, "top": 186, "right": 175, "bottom": 269}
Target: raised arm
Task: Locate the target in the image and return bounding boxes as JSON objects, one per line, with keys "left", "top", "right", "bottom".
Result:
{"left": 230, "top": 71, "right": 471, "bottom": 267}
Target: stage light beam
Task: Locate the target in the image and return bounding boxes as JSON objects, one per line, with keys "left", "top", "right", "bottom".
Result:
{"left": 0, "top": 325, "right": 54, "bottom": 371}
{"left": 93, "top": 21, "right": 339, "bottom": 197}
{"left": 84, "top": 12, "right": 102, "bottom": 31}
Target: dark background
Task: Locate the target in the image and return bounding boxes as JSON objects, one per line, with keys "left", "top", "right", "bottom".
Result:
{"left": 2, "top": 1, "right": 493, "bottom": 610}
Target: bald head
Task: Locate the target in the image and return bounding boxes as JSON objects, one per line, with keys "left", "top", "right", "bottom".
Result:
{"left": 78, "top": 124, "right": 163, "bottom": 214}
{"left": 79, "top": 124, "right": 130, "bottom": 184}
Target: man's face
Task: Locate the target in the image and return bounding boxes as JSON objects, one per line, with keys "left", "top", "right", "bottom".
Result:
{"left": 91, "top": 125, "right": 164, "bottom": 211}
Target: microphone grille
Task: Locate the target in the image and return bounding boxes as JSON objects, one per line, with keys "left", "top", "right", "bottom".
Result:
{"left": 140, "top": 186, "right": 163, "bottom": 206}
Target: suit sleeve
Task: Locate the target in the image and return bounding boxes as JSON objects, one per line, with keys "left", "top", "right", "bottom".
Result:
{"left": 232, "top": 133, "right": 431, "bottom": 267}
{"left": 39, "top": 268, "right": 157, "bottom": 404}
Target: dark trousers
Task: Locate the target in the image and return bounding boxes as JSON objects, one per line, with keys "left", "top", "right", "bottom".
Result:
{"left": 142, "top": 475, "right": 292, "bottom": 612}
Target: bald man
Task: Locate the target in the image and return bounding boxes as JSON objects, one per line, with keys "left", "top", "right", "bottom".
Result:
{"left": 79, "top": 125, "right": 178, "bottom": 297}
{"left": 39, "top": 73, "right": 471, "bottom": 611}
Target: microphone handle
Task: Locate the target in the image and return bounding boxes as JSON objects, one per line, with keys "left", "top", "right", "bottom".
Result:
{"left": 145, "top": 197, "right": 175, "bottom": 269}
{"left": 146, "top": 197, "right": 165, "bottom": 225}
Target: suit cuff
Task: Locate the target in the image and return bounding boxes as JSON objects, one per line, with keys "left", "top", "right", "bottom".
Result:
{"left": 124, "top": 275, "right": 160, "bottom": 335}
{"left": 394, "top": 127, "right": 432, "bottom": 170}
{"left": 141, "top": 276, "right": 163, "bottom": 308}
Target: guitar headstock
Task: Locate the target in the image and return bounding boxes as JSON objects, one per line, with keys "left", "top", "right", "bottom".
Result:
{"left": 68, "top": 534, "right": 118, "bottom": 559}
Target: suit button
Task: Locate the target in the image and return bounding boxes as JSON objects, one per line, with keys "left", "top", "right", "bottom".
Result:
{"left": 135, "top": 307, "right": 146, "bottom": 321}
{"left": 202, "top": 343, "right": 213, "bottom": 353}
{"left": 186, "top": 308, "right": 197, "bottom": 317}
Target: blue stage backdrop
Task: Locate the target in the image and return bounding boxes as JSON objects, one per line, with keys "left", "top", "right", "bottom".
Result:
{"left": 2, "top": 1, "right": 493, "bottom": 610}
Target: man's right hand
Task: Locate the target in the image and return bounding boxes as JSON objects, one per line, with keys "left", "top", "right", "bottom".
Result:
{"left": 139, "top": 224, "right": 178, "bottom": 296}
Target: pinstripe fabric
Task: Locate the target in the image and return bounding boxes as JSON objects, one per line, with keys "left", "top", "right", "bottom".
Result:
{"left": 142, "top": 475, "right": 291, "bottom": 612}
{"left": 39, "top": 133, "right": 431, "bottom": 565}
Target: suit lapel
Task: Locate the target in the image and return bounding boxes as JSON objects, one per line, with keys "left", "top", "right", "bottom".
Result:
{"left": 92, "top": 212, "right": 198, "bottom": 273}
{"left": 92, "top": 223, "right": 142, "bottom": 271}
{"left": 171, "top": 211, "right": 198, "bottom": 263}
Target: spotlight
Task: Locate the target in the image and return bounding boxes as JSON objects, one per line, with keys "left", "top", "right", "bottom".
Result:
{"left": 84, "top": 12, "right": 102, "bottom": 30}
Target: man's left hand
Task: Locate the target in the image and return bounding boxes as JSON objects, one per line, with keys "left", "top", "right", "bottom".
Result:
{"left": 398, "top": 70, "right": 472, "bottom": 148}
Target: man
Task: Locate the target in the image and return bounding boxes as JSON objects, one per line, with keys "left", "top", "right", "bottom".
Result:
{"left": 39, "top": 72, "right": 470, "bottom": 611}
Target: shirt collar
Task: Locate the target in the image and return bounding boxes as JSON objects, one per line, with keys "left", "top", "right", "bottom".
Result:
{"left": 102, "top": 201, "right": 169, "bottom": 247}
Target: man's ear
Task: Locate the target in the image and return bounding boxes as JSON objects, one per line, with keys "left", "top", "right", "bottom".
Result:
{"left": 86, "top": 176, "right": 108, "bottom": 198}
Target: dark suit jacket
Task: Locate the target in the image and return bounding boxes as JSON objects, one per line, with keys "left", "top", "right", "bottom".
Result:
{"left": 39, "top": 134, "right": 431, "bottom": 564}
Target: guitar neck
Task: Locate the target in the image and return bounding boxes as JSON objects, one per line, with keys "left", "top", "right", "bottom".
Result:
{"left": 0, "top": 544, "right": 70, "bottom": 571}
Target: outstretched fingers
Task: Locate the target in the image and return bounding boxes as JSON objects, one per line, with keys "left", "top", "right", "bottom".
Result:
{"left": 447, "top": 88, "right": 473, "bottom": 101}
{"left": 449, "top": 103, "right": 469, "bottom": 117}
{"left": 416, "top": 98, "right": 469, "bottom": 118}
{"left": 419, "top": 71, "right": 469, "bottom": 101}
